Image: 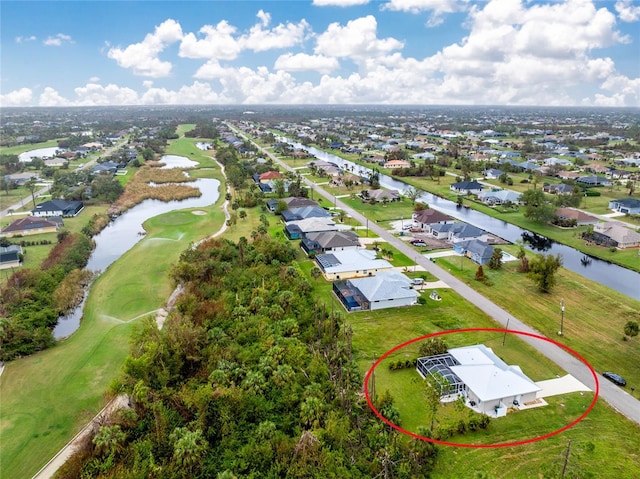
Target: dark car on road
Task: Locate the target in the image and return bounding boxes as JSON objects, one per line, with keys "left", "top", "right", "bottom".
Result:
{"left": 602, "top": 372, "right": 626, "bottom": 386}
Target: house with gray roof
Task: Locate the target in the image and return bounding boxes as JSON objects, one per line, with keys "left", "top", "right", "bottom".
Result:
{"left": 281, "top": 206, "right": 331, "bottom": 223}
{"left": 447, "top": 223, "right": 490, "bottom": 243}
{"left": 362, "top": 189, "right": 400, "bottom": 202}
{"left": 31, "top": 199, "right": 84, "bottom": 218}
{"left": 608, "top": 198, "right": 640, "bottom": 215}
{"left": 0, "top": 245, "right": 23, "bottom": 269}
{"left": 543, "top": 183, "right": 576, "bottom": 195}
{"left": 453, "top": 239, "right": 494, "bottom": 265}
{"left": 301, "top": 230, "right": 360, "bottom": 255}
{"left": 284, "top": 217, "right": 338, "bottom": 240}
{"left": 333, "top": 270, "right": 418, "bottom": 311}
{"left": 477, "top": 189, "right": 522, "bottom": 205}
{"left": 450, "top": 181, "right": 483, "bottom": 195}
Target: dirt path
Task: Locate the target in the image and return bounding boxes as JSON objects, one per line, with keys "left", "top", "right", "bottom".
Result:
{"left": 31, "top": 395, "right": 130, "bottom": 479}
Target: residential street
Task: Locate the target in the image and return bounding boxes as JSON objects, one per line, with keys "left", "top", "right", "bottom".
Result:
{"left": 241, "top": 130, "right": 640, "bottom": 427}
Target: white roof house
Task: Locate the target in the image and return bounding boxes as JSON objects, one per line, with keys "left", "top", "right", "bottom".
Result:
{"left": 315, "top": 249, "right": 393, "bottom": 280}
{"left": 417, "top": 344, "right": 541, "bottom": 417}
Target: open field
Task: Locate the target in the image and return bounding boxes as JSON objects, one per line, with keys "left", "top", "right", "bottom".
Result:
{"left": 434, "top": 254, "right": 640, "bottom": 397}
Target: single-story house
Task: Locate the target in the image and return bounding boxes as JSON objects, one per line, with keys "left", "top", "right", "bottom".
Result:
{"left": 482, "top": 169, "right": 503, "bottom": 179}
{"left": 267, "top": 197, "right": 319, "bottom": 212}
{"left": 516, "top": 161, "right": 542, "bottom": 172}
{"left": 543, "top": 157, "right": 573, "bottom": 167}
{"left": 593, "top": 222, "right": 640, "bottom": 249}
{"left": 43, "top": 157, "right": 68, "bottom": 168}
{"left": 412, "top": 152, "right": 436, "bottom": 161}
{"left": 1, "top": 216, "right": 63, "bottom": 237}
{"left": 256, "top": 171, "right": 283, "bottom": 183}
{"left": 412, "top": 209, "right": 454, "bottom": 230}
{"left": 554, "top": 208, "right": 598, "bottom": 226}
{"left": 577, "top": 176, "right": 611, "bottom": 187}
{"left": 417, "top": 344, "right": 541, "bottom": 417}
{"left": 281, "top": 206, "right": 331, "bottom": 223}
{"left": 284, "top": 217, "right": 338, "bottom": 240}
{"left": 453, "top": 239, "right": 494, "bottom": 265}
{"left": 361, "top": 189, "right": 400, "bottom": 203}
{"left": 0, "top": 245, "right": 23, "bottom": 269}
{"left": 476, "top": 190, "right": 522, "bottom": 205}
{"left": 333, "top": 270, "right": 418, "bottom": 311}
{"left": 301, "top": 230, "right": 360, "bottom": 255}
{"left": 3, "top": 172, "right": 40, "bottom": 186}
{"left": 31, "top": 199, "right": 84, "bottom": 218}
{"left": 608, "top": 198, "right": 640, "bottom": 215}
{"left": 315, "top": 249, "right": 393, "bottom": 281}
{"left": 447, "top": 223, "right": 490, "bottom": 243}
{"left": 450, "top": 181, "right": 484, "bottom": 195}
{"left": 383, "top": 159, "right": 411, "bottom": 169}
{"left": 543, "top": 184, "right": 576, "bottom": 195}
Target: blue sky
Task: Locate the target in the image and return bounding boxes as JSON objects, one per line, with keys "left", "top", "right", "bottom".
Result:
{"left": 1, "top": 0, "right": 639, "bottom": 107}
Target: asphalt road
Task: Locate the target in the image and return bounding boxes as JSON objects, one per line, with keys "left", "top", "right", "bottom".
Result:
{"left": 238, "top": 129, "right": 640, "bottom": 427}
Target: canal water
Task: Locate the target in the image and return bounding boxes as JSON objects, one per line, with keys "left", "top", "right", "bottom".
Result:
{"left": 53, "top": 157, "right": 220, "bottom": 338}
{"left": 285, "top": 140, "right": 640, "bottom": 300}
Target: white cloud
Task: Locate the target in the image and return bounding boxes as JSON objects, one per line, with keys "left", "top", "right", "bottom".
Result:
{"left": 382, "top": 0, "right": 466, "bottom": 26}
{"left": 89, "top": 76, "right": 100, "bottom": 83}
{"left": 615, "top": 0, "right": 640, "bottom": 22}
{"left": 140, "top": 81, "right": 227, "bottom": 104}
{"left": 179, "top": 21, "right": 242, "bottom": 60}
{"left": 0, "top": 87, "right": 33, "bottom": 107}
{"left": 312, "top": 0, "right": 370, "bottom": 6}
{"left": 72, "top": 83, "right": 141, "bottom": 106}
{"left": 15, "top": 36, "right": 37, "bottom": 43}
{"left": 241, "top": 12, "right": 310, "bottom": 52}
{"left": 315, "top": 15, "right": 404, "bottom": 61}
{"left": 39, "top": 87, "right": 71, "bottom": 106}
{"left": 43, "top": 33, "right": 73, "bottom": 46}
{"left": 274, "top": 53, "right": 340, "bottom": 73}
{"left": 107, "top": 19, "right": 183, "bottom": 77}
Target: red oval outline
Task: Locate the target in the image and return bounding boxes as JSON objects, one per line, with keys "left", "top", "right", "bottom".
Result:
{"left": 363, "top": 328, "right": 599, "bottom": 448}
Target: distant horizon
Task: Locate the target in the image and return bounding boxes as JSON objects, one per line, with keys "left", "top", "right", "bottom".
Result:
{"left": 1, "top": 1, "right": 639, "bottom": 108}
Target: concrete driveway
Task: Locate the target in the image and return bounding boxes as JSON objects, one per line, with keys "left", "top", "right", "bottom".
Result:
{"left": 536, "top": 374, "right": 592, "bottom": 398}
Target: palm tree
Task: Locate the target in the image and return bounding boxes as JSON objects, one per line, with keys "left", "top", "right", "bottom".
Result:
{"left": 93, "top": 425, "right": 126, "bottom": 456}
{"left": 170, "top": 427, "right": 208, "bottom": 468}
{"left": 310, "top": 267, "right": 322, "bottom": 283}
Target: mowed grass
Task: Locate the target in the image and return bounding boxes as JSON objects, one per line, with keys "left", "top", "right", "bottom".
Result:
{"left": 434, "top": 255, "right": 640, "bottom": 395}
{"left": 0, "top": 196, "right": 226, "bottom": 479}
{"left": 430, "top": 396, "right": 640, "bottom": 479}
{"left": 345, "top": 278, "right": 640, "bottom": 478}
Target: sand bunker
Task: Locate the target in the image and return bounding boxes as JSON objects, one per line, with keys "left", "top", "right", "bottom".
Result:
{"left": 192, "top": 210, "right": 207, "bottom": 215}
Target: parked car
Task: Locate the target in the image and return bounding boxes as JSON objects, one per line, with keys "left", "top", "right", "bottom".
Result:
{"left": 410, "top": 240, "right": 427, "bottom": 247}
{"left": 411, "top": 278, "right": 424, "bottom": 286}
{"left": 602, "top": 372, "right": 626, "bottom": 386}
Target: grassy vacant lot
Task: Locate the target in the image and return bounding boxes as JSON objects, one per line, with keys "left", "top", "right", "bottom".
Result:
{"left": 0, "top": 139, "right": 226, "bottom": 479}
{"left": 434, "top": 254, "right": 640, "bottom": 396}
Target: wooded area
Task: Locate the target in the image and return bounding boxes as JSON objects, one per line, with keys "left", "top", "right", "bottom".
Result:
{"left": 58, "top": 236, "right": 438, "bottom": 478}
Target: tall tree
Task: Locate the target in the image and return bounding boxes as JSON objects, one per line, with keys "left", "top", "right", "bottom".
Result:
{"left": 528, "top": 253, "right": 563, "bottom": 292}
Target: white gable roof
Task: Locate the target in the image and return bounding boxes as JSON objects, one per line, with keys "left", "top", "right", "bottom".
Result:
{"left": 448, "top": 345, "right": 540, "bottom": 401}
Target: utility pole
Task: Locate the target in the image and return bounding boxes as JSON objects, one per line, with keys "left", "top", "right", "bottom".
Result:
{"left": 559, "top": 299, "right": 565, "bottom": 336}
{"left": 561, "top": 440, "right": 572, "bottom": 478}
{"left": 503, "top": 317, "right": 510, "bottom": 346}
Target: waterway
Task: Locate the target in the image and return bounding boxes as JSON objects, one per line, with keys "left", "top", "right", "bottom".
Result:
{"left": 18, "top": 147, "right": 63, "bottom": 163}
{"left": 284, "top": 140, "right": 640, "bottom": 300}
{"left": 53, "top": 157, "right": 220, "bottom": 338}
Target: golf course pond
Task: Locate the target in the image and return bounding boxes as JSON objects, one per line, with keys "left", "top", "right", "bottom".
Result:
{"left": 53, "top": 175, "right": 220, "bottom": 339}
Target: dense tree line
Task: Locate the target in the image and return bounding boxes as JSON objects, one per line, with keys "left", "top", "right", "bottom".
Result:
{"left": 0, "top": 232, "right": 94, "bottom": 360}
{"left": 184, "top": 123, "right": 220, "bottom": 140}
{"left": 61, "top": 236, "right": 438, "bottom": 478}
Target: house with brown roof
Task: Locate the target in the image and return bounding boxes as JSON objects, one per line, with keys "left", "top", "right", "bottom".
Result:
{"left": 258, "top": 171, "right": 283, "bottom": 182}
{"left": 412, "top": 209, "right": 454, "bottom": 230}
{"left": 1, "top": 216, "right": 63, "bottom": 237}
{"left": 383, "top": 159, "right": 411, "bottom": 169}
{"left": 554, "top": 208, "right": 598, "bottom": 226}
